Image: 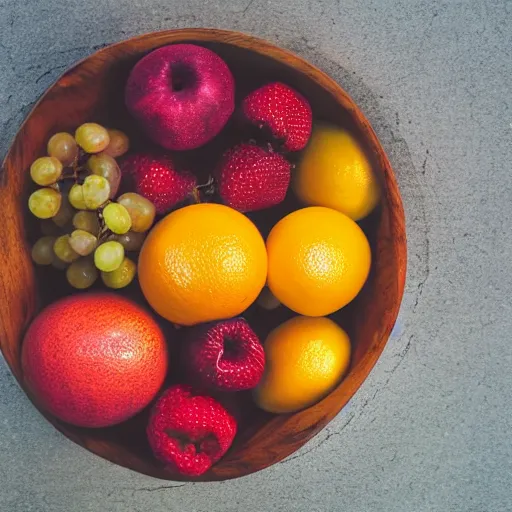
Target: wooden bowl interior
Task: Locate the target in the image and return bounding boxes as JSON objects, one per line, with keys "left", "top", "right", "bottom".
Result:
{"left": 0, "top": 30, "right": 406, "bottom": 481}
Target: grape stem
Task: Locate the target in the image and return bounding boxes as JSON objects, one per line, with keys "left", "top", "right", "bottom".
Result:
{"left": 97, "top": 202, "right": 114, "bottom": 242}
{"left": 98, "top": 224, "right": 111, "bottom": 241}
{"left": 57, "top": 146, "right": 91, "bottom": 182}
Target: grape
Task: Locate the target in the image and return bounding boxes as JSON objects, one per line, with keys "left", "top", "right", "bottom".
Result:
{"left": 82, "top": 175, "right": 110, "bottom": 209}
{"left": 51, "top": 256, "right": 69, "bottom": 270}
{"left": 257, "top": 287, "right": 281, "bottom": 310}
{"left": 47, "top": 132, "right": 78, "bottom": 166}
{"left": 66, "top": 257, "right": 98, "bottom": 289}
{"left": 72, "top": 210, "right": 100, "bottom": 235}
{"left": 101, "top": 257, "right": 136, "bottom": 289}
{"left": 28, "top": 188, "right": 62, "bottom": 219}
{"left": 94, "top": 241, "right": 124, "bottom": 272}
{"left": 104, "top": 129, "right": 130, "bottom": 158}
{"left": 69, "top": 229, "right": 97, "bottom": 256}
{"left": 40, "top": 220, "right": 60, "bottom": 236}
{"left": 31, "top": 236, "right": 56, "bottom": 265}
{"left": 30, "top": 157, "right": 63, "bottom": 186}
{"left": 75, "top": 123, "right": 110, "bottom": 153}
{"left": 68, "top": 184, "right": 87, "bottom": 210}
{"left": 117, "top": 193, "right": 155, "bottom": 232}
{"left": 53, "top": 235, "right": 80, "bottom": 263}
{"left": 86, "top": 154, "right": 121, "bottom": 198}
{"left": 114, "top": 231, "right": 146, "bottom": 252}
{"left": 52, "top": 196, "right": 75, "bottom": 228}
{"left": 102, "top": 202, "right": 131, "bottom": 234}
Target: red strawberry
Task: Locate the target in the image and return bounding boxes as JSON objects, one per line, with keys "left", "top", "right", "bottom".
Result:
{"left": 120, "top": 153, "right": 197, "bottom": 214}
{"left": 242, "top": 82, "right": 312, "bottom": 151}
{"left": 183, "top": 318, "right": 265, "bottom": 392}
{"left": 147, "top": 384, "right": 237, "bottom": 476}
{"left": 216, "top": 143, "right": 291, "bottom": 212}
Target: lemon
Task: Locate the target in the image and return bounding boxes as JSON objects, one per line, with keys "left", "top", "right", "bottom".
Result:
{"left": 254, "top": 316, "right": 351, "bottom": 413}
{"left": 293, "top": 123, "right": 380, "bottom": 220}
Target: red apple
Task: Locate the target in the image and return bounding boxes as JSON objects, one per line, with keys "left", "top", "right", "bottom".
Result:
{"left": 125, "top": 44, "right": 235, "bottom": 151}
{"left": 182, "top": 318, "right": 265, "bottom": 392}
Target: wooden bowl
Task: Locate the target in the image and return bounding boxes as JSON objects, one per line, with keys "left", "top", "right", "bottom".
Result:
{"left": 0, "top": 29, "right": 406, "bottom": 481}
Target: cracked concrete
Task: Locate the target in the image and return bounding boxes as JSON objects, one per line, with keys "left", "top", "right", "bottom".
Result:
{"left": 1, "top": 0, "right": 511, "bottom": 511}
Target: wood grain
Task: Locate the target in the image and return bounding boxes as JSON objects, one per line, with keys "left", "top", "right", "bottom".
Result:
{"left": 0, "top": 29, "right": 406, "bottom": 481}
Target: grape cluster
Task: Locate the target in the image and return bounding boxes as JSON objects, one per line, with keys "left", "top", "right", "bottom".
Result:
{"left": 29, "top": 123, "right": 155, "bottom": 290}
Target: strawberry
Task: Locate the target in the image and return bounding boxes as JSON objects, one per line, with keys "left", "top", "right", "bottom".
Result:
{"left": 120, "top": 153, "right": 197, "bottom": 214}
{"left": 216, "top": 143, "right": 291, "bottom": 213}
{"left": 242, "top": 82, "right": 313, "bottom": 151}
{"left": 183, "top": 318, "right": 265, "bottom": 392}
{"left": 147, "top": 384, "right": 237, "bottom": 476}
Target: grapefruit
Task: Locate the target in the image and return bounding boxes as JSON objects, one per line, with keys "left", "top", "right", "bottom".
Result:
{"left": 21, "top": 293, "right": 168, "bottom": 428}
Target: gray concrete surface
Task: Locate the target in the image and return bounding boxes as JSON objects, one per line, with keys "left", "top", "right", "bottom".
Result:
{"left": 1, "top": 0, "right": 511, "bottom": 510}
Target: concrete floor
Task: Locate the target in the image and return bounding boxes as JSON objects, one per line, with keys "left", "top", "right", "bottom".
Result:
{"left": 1, "top": 1, "right": 511, "bottom": 510}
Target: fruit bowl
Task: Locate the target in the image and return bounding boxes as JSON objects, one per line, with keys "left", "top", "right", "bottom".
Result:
{"left": 0, "top": 29, "right": 406, "bottom": 480}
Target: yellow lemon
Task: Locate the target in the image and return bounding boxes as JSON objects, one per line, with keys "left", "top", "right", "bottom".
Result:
{"left": 254, "top": 316, "right": 351, "bottom": 413}
{"left": 266, "top": 206, "right": 371, "bottom": 316}
{"left": 293, "top": 123, "right": 380, "bottom": 220}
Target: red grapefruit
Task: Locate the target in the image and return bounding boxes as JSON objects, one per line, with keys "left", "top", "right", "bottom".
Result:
{"left": 21, "top": 293, "right": 168, "bottom": 428}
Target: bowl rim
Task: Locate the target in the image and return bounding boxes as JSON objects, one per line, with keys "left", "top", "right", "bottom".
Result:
{"left": 1, "top": 28, "right": 407, "bottom": 481}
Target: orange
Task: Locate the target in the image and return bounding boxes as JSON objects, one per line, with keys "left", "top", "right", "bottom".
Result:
{"left": 266, "top": 206, "right": 371, "bottom": 316}
{"left": 254, "top": 316, "right": 351, "bottom": 413}
{"left": 138, "top": 203, "right": 267, "bottom": 326}
{"left": 293, "top": 123, "right": 380, "bottom": 220}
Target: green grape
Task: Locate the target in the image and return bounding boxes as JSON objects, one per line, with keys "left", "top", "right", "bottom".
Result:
{"left": 47, "top": 132, "right": 78, "bottom": 166}
{"left": 75, "top": 123, "right": 110, "bottom": 153}
{"left": 117, "top": 193, "right": 156, "bottom": 233}
{"left": 82, "top": 175, "right": 110, "bottom": 210}
{"left": 101, "top": 257, "right": 136, "bottom": 289}
{"left": 52, "top": 196, "right": 75, "bottom": 228}
{"left": 114, "top": 231, "right": 146, "bottom": 252}
{"left": 40, "top": 219, "right": 60, "bottom": 236}
{"left": 51, "top": 256, "right": 69, "bottom": 270}
{"left": 53, "top": 235, "right": 80, "bottom": 263}
{"left": 102, "top": 202, "right": 131, "bottom": 235}
{"left": 72, "top": 210, "right": 100, "bottom": 235}
{"left": 104, "top": 129, "right": 130, "bottom": 158}
{"left": 94, "top": 241, "right": 124, "bottom": 272}
{"left": 68, "top": 184, "right": 87, "bottom": 210}
{"left": 30, "top": 157, "right": 63, "bottom": 186}
{"left": 31, "top": 236, "right": 56, "bottom": 265}
{"left": 69, "top": 229, "right": 97, "bottom": 256}
{"left": 66, "top": 257, "right": 98, "bottom": 289}
{"left": 86, "top": 153, "right": 121, "bottom": 198}
{"left": 28, "top": 188, "right": 62, "bottom": 219}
